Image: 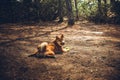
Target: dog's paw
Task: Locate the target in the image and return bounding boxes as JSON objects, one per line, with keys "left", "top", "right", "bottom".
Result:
{"left": 63, "top": 47, "right": 70, "bottom": 52}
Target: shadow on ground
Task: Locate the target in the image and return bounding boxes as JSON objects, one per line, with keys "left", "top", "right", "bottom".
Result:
{"left": 0, "top": 22, "right": 120, "bottom": 80}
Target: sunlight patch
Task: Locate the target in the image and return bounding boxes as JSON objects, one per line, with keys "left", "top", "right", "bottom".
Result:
{"left": 81, "top": 30, "right": 103, "bottom": 35}
{"left": 90, "top": 32, "right": 103, "bottom": 34}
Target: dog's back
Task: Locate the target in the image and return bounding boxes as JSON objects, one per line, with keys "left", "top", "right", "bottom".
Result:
{"left": 29, "top": 34, "right": 65, "bottom": 58}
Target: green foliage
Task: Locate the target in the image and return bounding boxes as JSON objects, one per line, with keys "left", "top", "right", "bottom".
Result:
{"left": 39, "top": 0, "right": 59, "bottom": 21}
{"left": 72, "top": 0, "right": 120, "bottom": 24}
{"left": 73, "top": 0, "right": 98, "bottom": 18}
{"left": 88, "top": 2, "right": 111, "bottom": 23}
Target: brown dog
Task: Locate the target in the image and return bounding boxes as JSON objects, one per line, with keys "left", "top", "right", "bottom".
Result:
{"left": 34, "top": 34, "right": 65, "bottom": 58}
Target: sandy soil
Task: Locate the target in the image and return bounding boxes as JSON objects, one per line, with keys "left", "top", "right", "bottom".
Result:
{"left": 0, "top": 21, "right": 120, "bottom": 80}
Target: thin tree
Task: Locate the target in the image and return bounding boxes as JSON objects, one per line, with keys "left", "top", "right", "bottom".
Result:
{"left": 110, "top": 0, "right": 115, "bottom": 5}
{"left": 103, "top": 0, "right": 107, "bottom": 17}
{"left": 34, "top": 0, "right": 41, "bottom": 21}
{"left": 65, "top": 0, "right": 74, "bottom": 26}
{"left": 98, "top": 0, "right": 102, "bottom": 15}
{"left": 74, "top": 0, "right": 79, "bottom": 20}
{"left": 58, "top": 0, "right": 63, "bottom": 23}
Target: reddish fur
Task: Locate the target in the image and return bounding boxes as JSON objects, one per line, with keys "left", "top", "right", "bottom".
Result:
{"left": 35, "top": 34, "right": 64, "bottom": 57}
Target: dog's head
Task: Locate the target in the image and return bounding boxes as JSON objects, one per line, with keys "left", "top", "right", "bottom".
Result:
{"left": 55, "top": 34, "right": 65, "bottom": 46}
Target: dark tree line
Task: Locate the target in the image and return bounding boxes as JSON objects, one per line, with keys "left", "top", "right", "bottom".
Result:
{"left": 0, "top": 0, "right": 74, "bottom": 25}
{"left": 0, "top": 0, "right": 120, "bottom": 24}
{"left": 0, "top": 0, "right": 58, "bottom": 22}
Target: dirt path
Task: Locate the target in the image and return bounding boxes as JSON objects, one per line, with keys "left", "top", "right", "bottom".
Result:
{"left": 0, "top": 22, "right": 120, "bottom": 80}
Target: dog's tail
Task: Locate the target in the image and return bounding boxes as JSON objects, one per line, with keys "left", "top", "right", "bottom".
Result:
{"left": 37, "top": 42, "right": 48, "bottom": 52}
{"left": 28, "top": 42, "right": 48, "bottom": 58}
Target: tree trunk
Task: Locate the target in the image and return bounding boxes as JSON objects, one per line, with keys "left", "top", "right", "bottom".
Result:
{"left": 110, "top": 0, "right": 115, "bottom": 13}
{"left": 98, "top": 0, "right": 102, "bottom": 15}
{"left": 103, "top": 0, "right": 107, "bottom": 17}
{"left": 34, "top": 0, "right": 40, "bottom": 21}
{"left": 74, "top": 0, "right": 79, "bottom": 20}
{"left": 110, "top": 0, "right": 115, "bottom": 5}
{"left": 23, "top": 0, "right": 32, "bottom": 21}
{"left": 58, "top": 0, "right": 63, "bottom": 23}
{"left": 65, "top": 0, "right": 74, "bottom": 26}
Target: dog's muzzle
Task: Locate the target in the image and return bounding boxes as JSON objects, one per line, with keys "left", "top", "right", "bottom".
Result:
{"left": 61, "top": 41, "right": 65, "bottom": 45}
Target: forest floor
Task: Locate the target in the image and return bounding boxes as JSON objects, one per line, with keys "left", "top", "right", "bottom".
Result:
{"left": 0, "top": 21, "right": 120, "bottom": 80}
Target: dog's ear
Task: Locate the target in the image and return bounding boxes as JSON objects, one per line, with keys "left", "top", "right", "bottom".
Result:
{"left": 61, "top": 34, "right": 64, "bottom": 39}
{"left": 56, "top": 36, "right": 59, "bottom": 40}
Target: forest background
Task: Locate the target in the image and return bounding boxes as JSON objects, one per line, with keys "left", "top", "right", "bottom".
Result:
{"left": 0, "top": 0, "right": 120, "bottom": 25}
